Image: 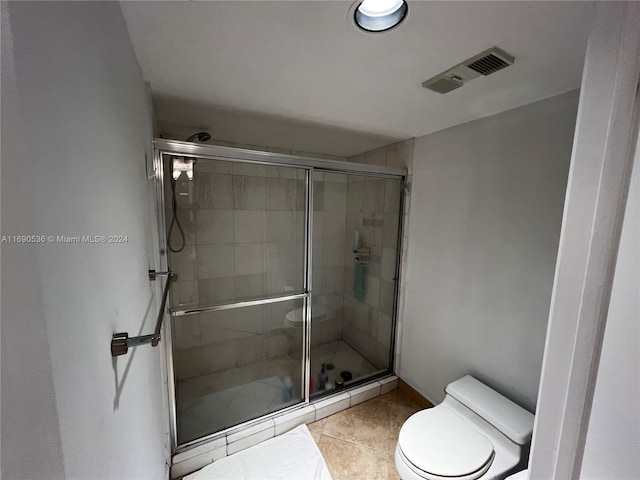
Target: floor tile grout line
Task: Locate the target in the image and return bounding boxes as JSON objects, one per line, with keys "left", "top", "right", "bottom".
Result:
{"left": 311, "top": 388, "right": 418, "bottom": 480}
{"left": 318, "top": 432, "right": 392, "bottom": 455}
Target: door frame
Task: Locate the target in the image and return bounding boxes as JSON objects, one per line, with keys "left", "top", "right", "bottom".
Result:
{"left": 528, "top": 2, "right": 640, "bottom": 478}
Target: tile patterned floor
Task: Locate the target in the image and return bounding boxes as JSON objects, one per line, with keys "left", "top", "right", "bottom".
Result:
{"left": 308, "top": 388, "right": 433, "bottom": 480}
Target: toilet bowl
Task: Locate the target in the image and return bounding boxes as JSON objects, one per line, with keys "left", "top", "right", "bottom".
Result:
{"left": 283, "top": 304, "right": 328, "bottom": 327}
{"left": 395, "top": 376, "right": 534, "bottom": 480}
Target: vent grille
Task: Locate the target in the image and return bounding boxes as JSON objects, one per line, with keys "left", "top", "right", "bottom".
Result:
{"left": 421, "top": 46, "right": 515, "bottom": 94}
{"left": 466, "top": 53, "right": 510, "bottom": 76}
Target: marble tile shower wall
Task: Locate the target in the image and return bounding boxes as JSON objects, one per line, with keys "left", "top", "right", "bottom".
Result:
{"left": 168, "top": 162, "right": 306, "bottom": 302}
{"left": 172, "top": 301, "right": 304, "bottom": 381}
{"left": 341, "top": 176, "right": 401, "bottom": 370}
{"left": 169, "top": 163, "right": 309, "bottom": 381}
{"left": 312, "top": 172, "right": 349, "bottom": 353}
{"left": 347, "top": 139, "right": 414, "bottom": 374}
{"left": 161, "top": 136, "right": 413, "bottom": 382}
{"left": 165, "top": 141, "right": 350, "bottom": 382}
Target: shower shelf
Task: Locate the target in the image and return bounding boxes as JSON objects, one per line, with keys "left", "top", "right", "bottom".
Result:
{"left": 353, "top": 248, "right": 372, "bottom": 264}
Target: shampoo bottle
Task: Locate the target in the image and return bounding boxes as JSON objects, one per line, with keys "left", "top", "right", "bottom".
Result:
{"left": 318, "top": 364, "right": 326, "bottom": 391}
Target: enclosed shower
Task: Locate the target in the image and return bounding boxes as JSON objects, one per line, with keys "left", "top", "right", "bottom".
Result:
{"left": 155, "top": 139, "right": 405, "bottom": 449}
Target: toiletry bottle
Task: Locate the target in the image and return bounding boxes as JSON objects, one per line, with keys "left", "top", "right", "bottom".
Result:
{"left": 283, "top": 376, "right": 293, "bottom": 402}
{"left": 318, "top": 364, "right": 326, "bottom": 391}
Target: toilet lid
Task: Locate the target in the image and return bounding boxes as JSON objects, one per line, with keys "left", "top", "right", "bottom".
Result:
{"left": 398, "top": 406, "right": 494, "bottom": 478}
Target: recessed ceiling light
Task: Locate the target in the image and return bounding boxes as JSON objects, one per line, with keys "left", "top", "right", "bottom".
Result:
{"left": 354, "top": 0, "right": 408, "bottom": 33}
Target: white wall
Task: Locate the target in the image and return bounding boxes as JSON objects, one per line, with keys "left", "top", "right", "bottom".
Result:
{"left": 157, "top": 102, "right": 397, "bottom": 158}
{"left": 1, "top": 2, "right": 168, "bottom": 479}
{"left": 579, "top": 132, "right": 639, "bottom": 479}
{"left": 0, "top": 3, "right": 65, "bottom": 477}
{"left": 401, "top": 91, "right": 579, "bottom": 411}
{"left": 161, "top": 133, "right": 350, "bottom": 161}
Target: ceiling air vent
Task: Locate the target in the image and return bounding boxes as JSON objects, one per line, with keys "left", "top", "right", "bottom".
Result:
{"left": 422, "top": 46, "right": 515, "bottom": 94}
{"left": 464, "top": 47, "right": 514, "bottom": 76}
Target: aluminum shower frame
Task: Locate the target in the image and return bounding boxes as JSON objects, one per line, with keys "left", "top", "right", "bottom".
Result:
{"left": 152, "top": 138, "right": 406, "bottom": 455}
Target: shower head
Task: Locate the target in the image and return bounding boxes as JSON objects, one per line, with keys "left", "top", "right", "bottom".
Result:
{"left": 185, "top": 131, "right": 211, "bottom": 143}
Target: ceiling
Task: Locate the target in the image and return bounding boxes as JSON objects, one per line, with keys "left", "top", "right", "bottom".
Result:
{"left": 121, "top": 1, "right": 594, "bottom": 156}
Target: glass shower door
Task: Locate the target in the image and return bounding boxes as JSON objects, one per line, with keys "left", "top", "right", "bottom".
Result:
{"left": 310, "top": 171, "right": 402, "bottom": 396}
{"left": 163, "top": 154, "right": 309, "bottom": 446}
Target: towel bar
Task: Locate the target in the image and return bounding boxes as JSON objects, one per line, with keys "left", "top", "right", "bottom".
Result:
{"left": 111, "top": 270, "right": 176, "bottom": 357}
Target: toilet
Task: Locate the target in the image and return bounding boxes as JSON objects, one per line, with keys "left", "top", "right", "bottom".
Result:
{"left": 395, "top": 375, "right": 534, "bottom": 480}
{"left": 283, "top": 304, "right": 328, "bottom": 327}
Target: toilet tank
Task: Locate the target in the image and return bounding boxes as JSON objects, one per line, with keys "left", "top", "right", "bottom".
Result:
{"left": 445, "top": 375, "right": 534, "bottom": 445}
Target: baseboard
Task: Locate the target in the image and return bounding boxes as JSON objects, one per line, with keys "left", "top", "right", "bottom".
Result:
{"left": 398, "top": 378, "right": 434, "bottom": 408}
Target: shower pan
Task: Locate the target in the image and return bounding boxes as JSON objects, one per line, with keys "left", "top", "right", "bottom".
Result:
{"left": 153, "top": 139, "right": 405, "bottom": 452}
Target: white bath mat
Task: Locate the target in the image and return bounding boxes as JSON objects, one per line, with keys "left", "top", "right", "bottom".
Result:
{"left": 184, "top": 424, "right": 332, "bottom": 480}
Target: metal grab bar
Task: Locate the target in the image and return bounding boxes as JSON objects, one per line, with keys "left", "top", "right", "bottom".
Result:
{"left": 111, "top": 270, "right": 176, "bottom": 357}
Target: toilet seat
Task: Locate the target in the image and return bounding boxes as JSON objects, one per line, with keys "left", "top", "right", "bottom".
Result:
{"left": 284, "top": 305, "right": 327, "bottom": 327}
{"left": 397, "top": 406, "right": 495, "bottom": 480}
{"left": 396, "top": 447, "right": 494, "bottom": 480}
